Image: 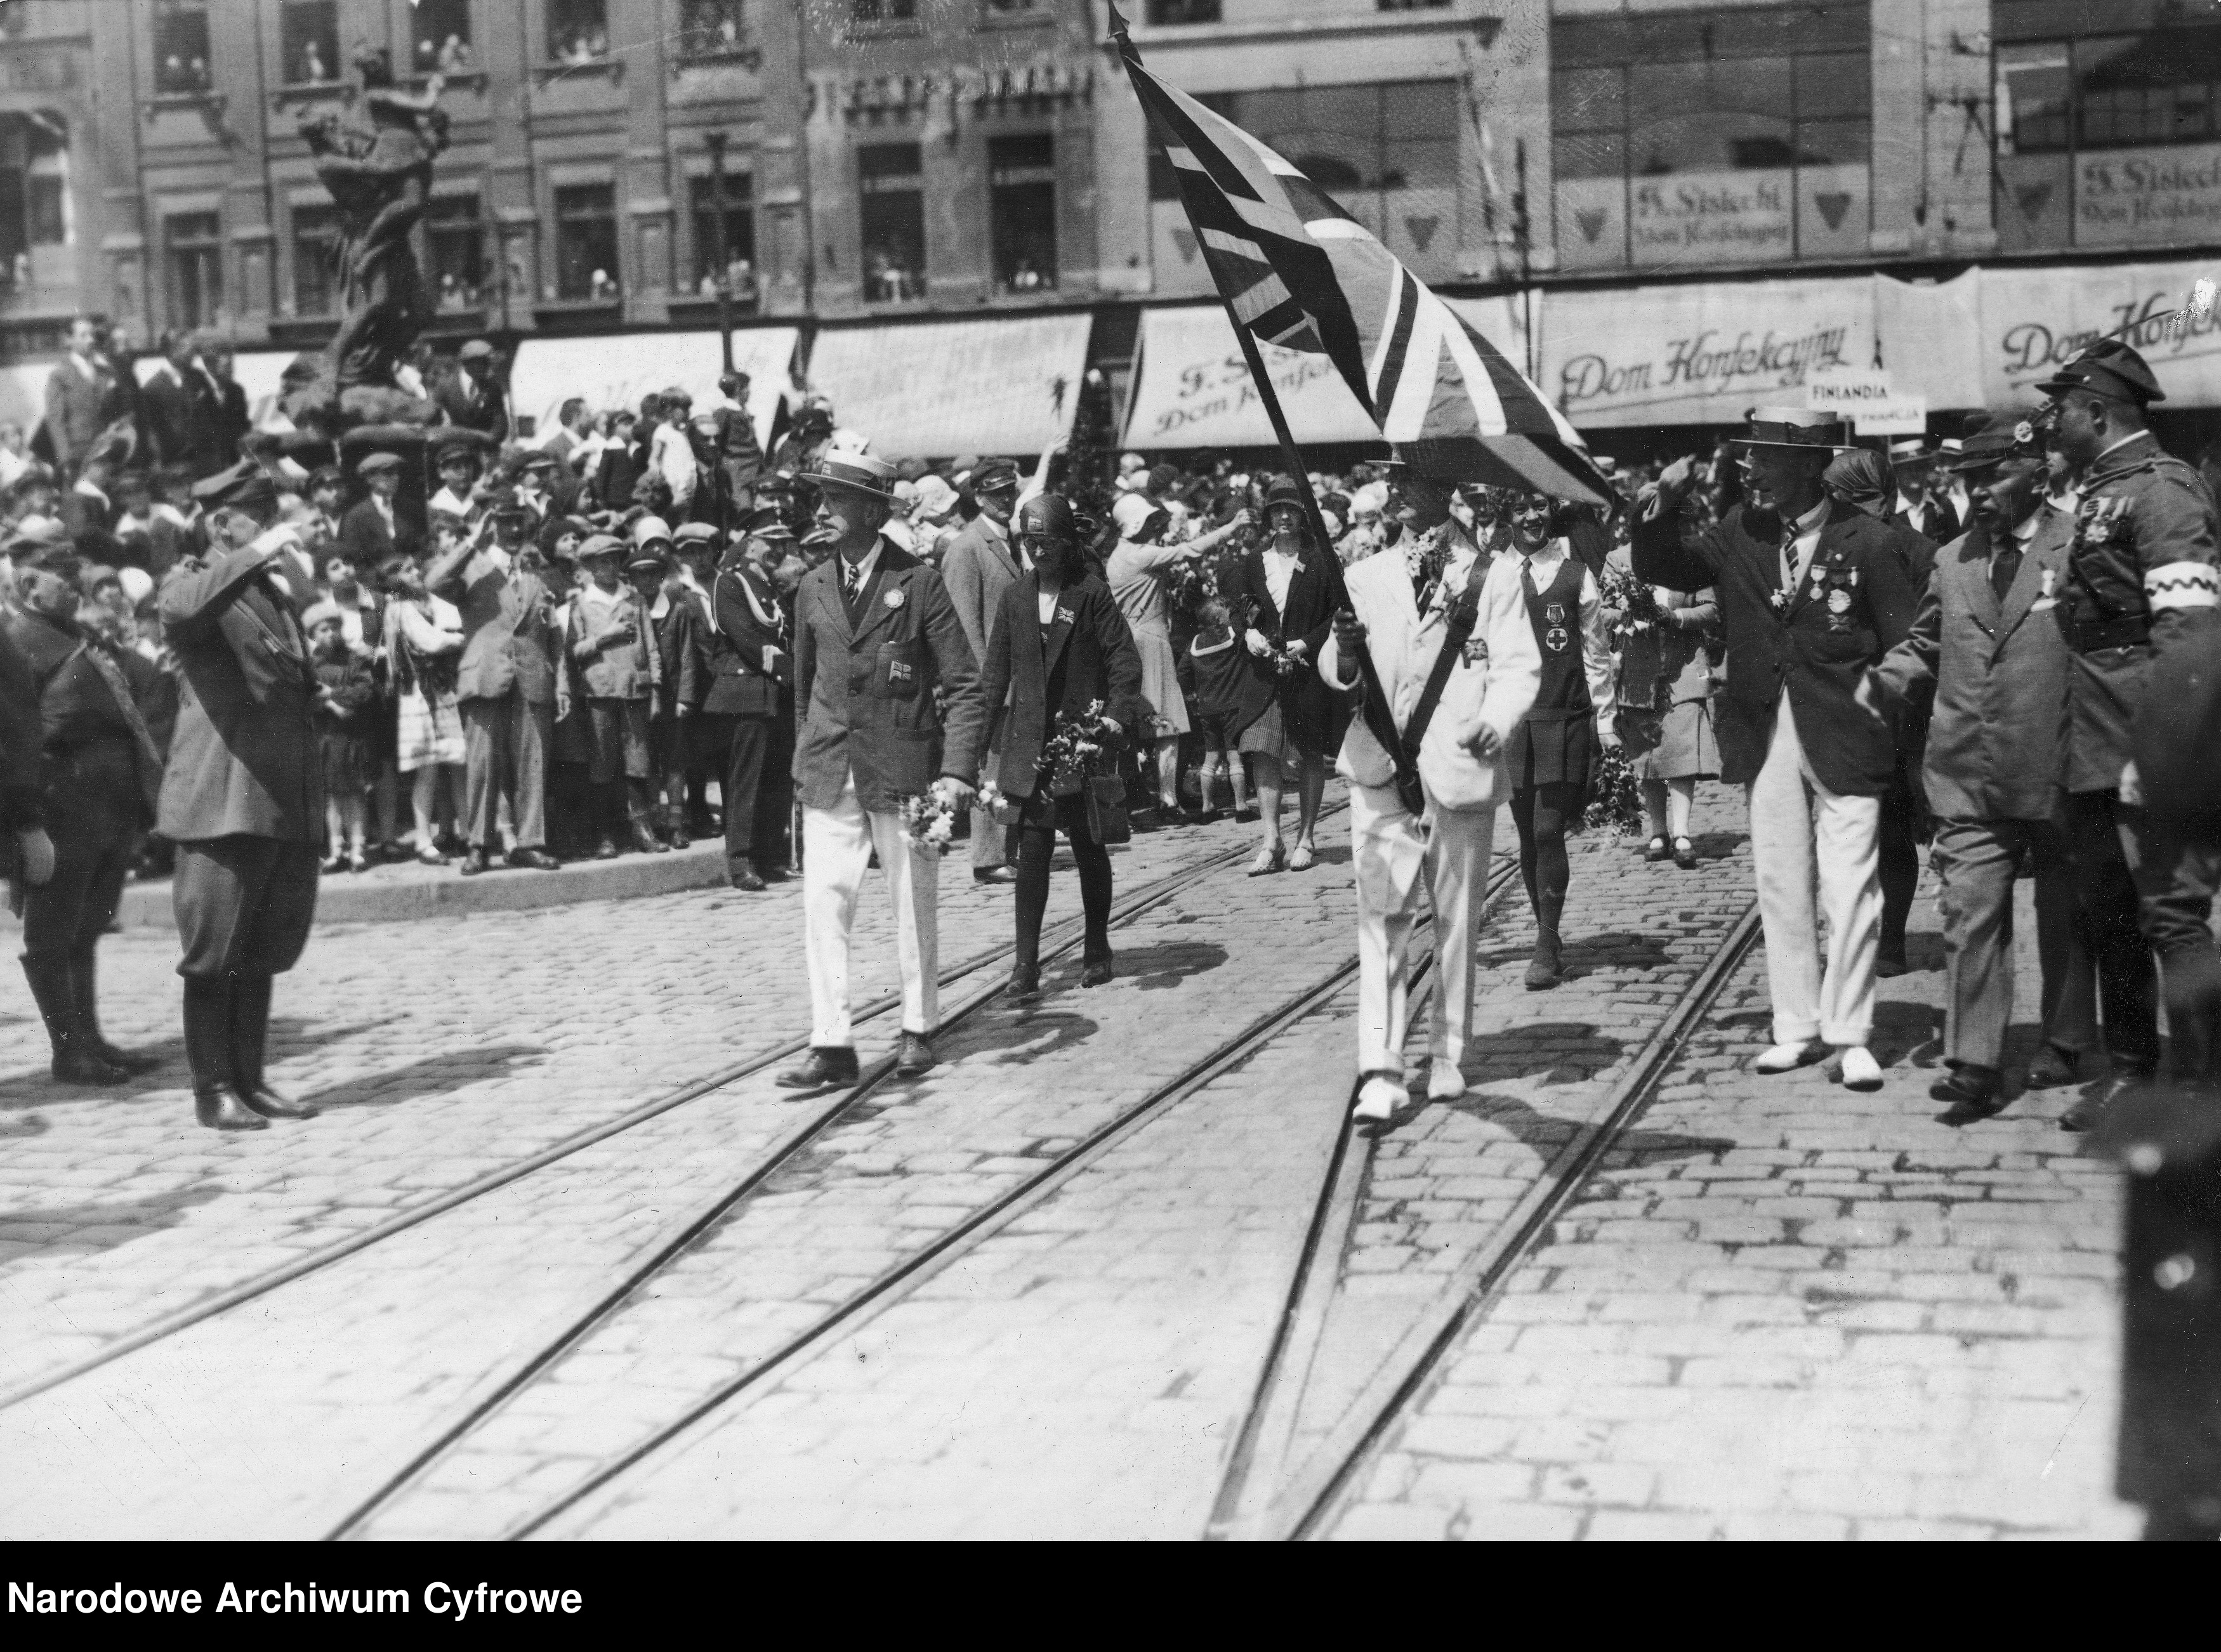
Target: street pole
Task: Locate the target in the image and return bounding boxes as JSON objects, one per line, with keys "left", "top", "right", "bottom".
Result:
{"left": 1513, "top": 138, "right": 1536, "bottom": 386}
{"left": 707, "top": 129, "right": 735, "bottom": 376}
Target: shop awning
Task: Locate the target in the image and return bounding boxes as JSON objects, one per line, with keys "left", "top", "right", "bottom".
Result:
{"left": 509, "top": 327, "right": 799, "bottom": 450}
{"left": 805, "top": 313, "right": 1091, "bottom": 459}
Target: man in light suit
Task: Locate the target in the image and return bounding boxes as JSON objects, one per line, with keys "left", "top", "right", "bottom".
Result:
{"left": 1869, "top": 414, "right": 2095, "bottom": 1118}
{"left": 428, "top": 501, "right": 567, "bottom": 875}
{"left": 1318, "top": 469, "right": 1542, "bottom": 1124}
{"left": 935, "top": 457, "right": 1022, "bottom": 883}
{"left": 779, "top": 450, "right": 985, "bottom": 1089}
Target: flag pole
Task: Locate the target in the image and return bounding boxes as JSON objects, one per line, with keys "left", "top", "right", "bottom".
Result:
{"left": 1107, "top": 3, "right": 1418, "bottom": 801}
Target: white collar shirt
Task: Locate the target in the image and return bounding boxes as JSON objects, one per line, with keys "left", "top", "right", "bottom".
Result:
{"left": 1783, "top": 497, "right": 1829, "bottom": 590}
{"left": 839, "top": 543, "right": 882, "bottom": 598}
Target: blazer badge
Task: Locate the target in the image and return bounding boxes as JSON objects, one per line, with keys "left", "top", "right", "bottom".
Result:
{"left": 883, "top": 587, "right": 906, "bottom": 608}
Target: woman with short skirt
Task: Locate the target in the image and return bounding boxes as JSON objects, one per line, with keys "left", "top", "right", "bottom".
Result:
{"left": 1607, "top": 549, "right": 1718, "bottom": 869}
{"left": 978, "top": 494, "right": 1148, "bottom": 1000}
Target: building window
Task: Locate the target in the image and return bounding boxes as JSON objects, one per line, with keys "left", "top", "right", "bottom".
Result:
{"left": 291, "top": 204, "right": 340, "bottom": 316}
{"left": 688, "top": 173, "right": 757, "bottom": 301}
{"left": 26, "top": 178, "right": 64, "bottom": 247}
{"left": 548, "top": 0, "right": 609, "bottom": 65}
{"left": 152, "top": 2, "right": 212, "bottom": 95}
{"left": 1550, "top": 3, "right": 1873, "bottom": 270}
{"left": 412, "top": 0, "right": 475, "bottom": 75}
{"left": 166, "top": 211, "right": 223, "bottom": 330}
{"left": 984, "top": 0, "right": 1039, "bottom": 13}
{"left": 989, "top": 134, "right": 1057, "bottom": 291}
{"left": 279, "top": 1, "right": 339, "bottom": 85}
{"left": 0, "top": 117, "right": 69, "bottom": 291}
{"left": 852, "top": 1, "right": 918, "bottom": 20}
{"left": 554, "top": 184, "right": 619, "bottom": 301}
{"left": 679, "top": 0, "right": 748, "bottom": 57}
{"left": 859, "top": 142, "right": 926, "bottom": 300}
{"left": 1146, "top": 1, "right": 1220, "bottom": 23}
{"left": 428, "top": 197, "right": 485, "bottom": 310}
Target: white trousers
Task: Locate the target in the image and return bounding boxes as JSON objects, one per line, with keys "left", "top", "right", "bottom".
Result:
{"left": 1746, "top": 693, "right": 1882, "bottom": 1047}
{"left": 802, "top": 772, "right": 940, "bottom": 1047}
{"left": 1350, "top": 781, "right": 1495, "bottom": 1078}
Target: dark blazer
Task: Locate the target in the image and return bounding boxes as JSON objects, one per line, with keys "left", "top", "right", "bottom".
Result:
{"left": 209, "top": 374, "right": 250, "bottom": 462}
{"left": 340, "top": 496, "right": 418, "bottom": 566}
{"left": 704, "top": 563, "right": 789, "bottom": 718}
{"left": 4, "top": 607, "right": 162, "bottom": 823}
{"left": 436, "top": 553, "right": 563, "bottom": 707}
{"left": 1632, "top": 495, "right": 1920, "bottom": 796}
{"left": 978, "top": 573, "right": 1147, "bottom": 801}
{"left": 155, "top": 542, "right": 322, "bottom": 843}
{"left": 791, "top": 539, "right": 985, "bottom": 813}
{"left": 0, "top": 623, "right": 47, "bottom": 832}
{"left": 39, "top": 358, "right": 109, "bottom": 475}
{"left": 142, "top": 365, "right": 216, "bottom": 471}
{"left": 433, "top": 370, "right": 508, "bottom": 443}
{"left": 1222, "top": 539, "right": 1348, "bottom": 755}
{"left": 1875, "top": 509, "right": 2075, "bottom": 823}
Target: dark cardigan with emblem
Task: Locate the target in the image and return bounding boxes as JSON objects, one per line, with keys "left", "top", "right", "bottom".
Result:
{"left": 1631, "top": 494, "right": 1920, "bottom": 797}
{"left": 1505, "top": 553, "right": 1598, "bottom": 794}
{"left": 977, "top": 572, "right": 1147, "bottom": 801}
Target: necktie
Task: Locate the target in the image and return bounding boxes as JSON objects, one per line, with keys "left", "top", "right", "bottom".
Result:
{"left": 843, "top": 560, "right": 862, "bottom": 597}
{"left": 1991, "top": 537, "right": 2022, "bottom": 604}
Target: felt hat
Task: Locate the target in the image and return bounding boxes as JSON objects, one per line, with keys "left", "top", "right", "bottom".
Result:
{"left": 911, "top": 475, "right": 959, "bottom": 521}
{"left": 577, "top": 533, "right": 627, "bottom": 562}
{"left": 2035, "top": 336, "right": 2165, "bottom": 405}
{"left": 1730, "top": 407, "right": 1856, "bottom": 450}
{"left": 1262, "top": 475, "right": 1309, "bottom": 514}
{"left": 1940, "top": 412, "right": 2044, "bottom": 472}
{"left": 355, "top": 450, "right": 404, "bottom": 478}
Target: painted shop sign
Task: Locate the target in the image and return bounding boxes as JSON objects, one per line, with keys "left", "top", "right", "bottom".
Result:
{"left": 2074, "top": 143, "right": 2221, "bottom": 249}
{"left": 1980, "top": 258, "right": 2221, "bottom": 405}
{"left": 1630, "top": 169, "right": 1793, "bottom": 267}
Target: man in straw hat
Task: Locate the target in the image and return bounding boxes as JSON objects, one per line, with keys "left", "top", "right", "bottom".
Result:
{"left": 1320, "top": 458, "right": 1541, "bottom": 1124}
{"left": 2033, "top": 335, "right": 2221, "bottom": 1126}
{"left": 779, "top": 449, "right": 985, "bottom": 1089}
{"left": 1637, "top": 407, "right": 1922, "bottom": 1092}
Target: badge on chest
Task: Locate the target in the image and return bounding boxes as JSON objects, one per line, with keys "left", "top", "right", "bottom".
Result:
{"left": 1543, "top": 601, "right": 1569, "bottom": 653}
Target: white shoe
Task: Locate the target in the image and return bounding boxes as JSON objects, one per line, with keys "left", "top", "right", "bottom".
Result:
{"left": 1353, "top": 1074, "right": 1407, "bottom": 1123}
{"left": 1753, "top": 1040, "right": 1822, "bottom": 1075}
{"left": 1837, "top": 1046, "right": 1884, "bottom": 1091}
{"left": 1426, "top": 1063, "right": 1466, "bottom": 1101}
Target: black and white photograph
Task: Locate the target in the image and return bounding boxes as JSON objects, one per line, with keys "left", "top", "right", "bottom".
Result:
{"left": 0, "top": 0, "right": 2216, "bottom": 1550}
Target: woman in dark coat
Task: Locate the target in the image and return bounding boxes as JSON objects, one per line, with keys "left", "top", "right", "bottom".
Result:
{"left": 1220, "top": 475, "right": 1348, "bottom": 876}
{"left": 977, "top": 493, "right": 1148, "bottom": 1001}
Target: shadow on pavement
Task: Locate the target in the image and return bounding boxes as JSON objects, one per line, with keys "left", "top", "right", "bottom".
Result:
{"left": 300, "top": 1042, "right": 548, "bottom": 1110}
{"left": 1871, "top": 1000, "right": 1943, "bottom": 1071}
{"left": 950, "top": 1009, "right": 1102, "bottom": 1066}
{"left": 1463, "top": 1021, "right": 1626, "bottom": 1087}
{"left": 1113, "top": 938, "right": 1229, "bottom": 992}
{"left": 0, "top": 1016, "right": 395, "bottom": 1113}
{"left": 1556, "top": 929, "right": 1676, "bottom": 981}
{"left": 0, "top": 1183, "right": 223, "bottom": 1257}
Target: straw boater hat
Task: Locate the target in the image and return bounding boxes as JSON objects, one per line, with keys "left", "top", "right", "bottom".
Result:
{"left": 811, "top": 450, "right": 897, "bottom": 501}
{"left": 1732, "top": 407, "right": 1857, "bottom": 450}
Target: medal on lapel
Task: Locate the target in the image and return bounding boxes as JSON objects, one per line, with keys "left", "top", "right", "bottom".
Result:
{"left": 883, "top": 587, "right": 905, "bottom": 609}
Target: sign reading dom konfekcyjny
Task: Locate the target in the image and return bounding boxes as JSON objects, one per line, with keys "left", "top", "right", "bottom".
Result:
{"left": 9, "top": 1580, "right": 584, "bottom": 1618}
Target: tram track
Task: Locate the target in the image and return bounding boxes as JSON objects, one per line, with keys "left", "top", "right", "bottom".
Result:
{"left": 1211, "top": 896, "right": 1763, "bottom": 1541}
{"left": 336, "top": 850, "right": 1527, "bottom": 1541}
{"left": 0, "top": 823, "right": 1296, "bottom": 1416}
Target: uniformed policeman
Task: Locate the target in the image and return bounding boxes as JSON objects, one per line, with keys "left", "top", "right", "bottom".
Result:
{"left": 158, "top": 464, "right": 324, "bottom": 1131}
{"left": 6, "top": 551, "right": 166, "bottom": 1084}
{"left": 2035, "top": 338, "right": 2221, "bottom": 1130}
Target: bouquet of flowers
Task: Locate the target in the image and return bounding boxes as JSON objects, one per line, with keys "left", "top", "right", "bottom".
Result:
{"left": 1036, "top": 698, "right": 1119, "bottom": 792}
{"left": 1163, "top": 551, "right": 1220, "bottom": 622}
{"left": 975, "top": 778, "right": 1018, "bottom": 826}
{"left": 1598, "top": 563, "right": 1666, "bottom": 649}
{"left": 1579, "top": 742, "right": 1647, "bottom": 838}
{"left": 897, "top": 790, "right": 959, "bottom": 855}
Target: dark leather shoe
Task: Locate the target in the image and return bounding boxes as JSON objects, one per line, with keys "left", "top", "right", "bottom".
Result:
{"left": 728, "top": 863, "right": 767, "bottom": 891}
{"left": 1930, "top": 1064, "right": 2001, "bottom": 1109}
{"left": 1006, "top": 964, "right": 1041, "bottom": 1002}
{"left": 895, "top": 1032, "right": 936, "bottom": 1075}
{"left": 2024, "top": 1046, "right": 2081, "bottom": 1089}
{"left": 1672, "top": 838, "right": 1698, "bottom": 869}
{"left": 593, "top": 837, "right": 619, "bottom": 860}
{"left": 973, "top": 866, "right": 1017, "bottom": 886}
{"left": 194, "top": 1087, "right": 268, "bottom": 1132}
{"left": 1081, "top": 957, "right": 1113, "bottom": 988}
{"left": 458, "top": 848, "right": 492, "bottom": 877}
{"left": 508, "top": 848, "right": 561, "bottom": 870}
{"left": 85, "top": 1038, "right": 158, "bottom": 1076}
{"left": 2060, "top": 1070, "right": 2149, "bottom": 1133}
{"left": 240, "top": 1081, "right": 319, "bottom": 1120}
{"left": 631, "top": 823, "right": 668, "bottom": 855}
{"left": 51, "top": 1049, "right": 129, "bottom": 1086}
{"left": 776, "top": 1048, "right": 859, "bottom": 1091}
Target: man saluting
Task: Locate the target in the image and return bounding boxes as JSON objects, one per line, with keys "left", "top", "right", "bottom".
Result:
{"left": 779, "top": 450, "right": 985, "bottom": 1090}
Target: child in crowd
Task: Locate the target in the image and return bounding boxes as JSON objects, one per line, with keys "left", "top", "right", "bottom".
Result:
{"left": 306, "top": 600, "right": 376, "bottom": 872}
{"left": 1182, "top": 596, "right": 1260, "bottom": 821}
{"left": 569, "top": 532, "right": 664, "bottom": 857}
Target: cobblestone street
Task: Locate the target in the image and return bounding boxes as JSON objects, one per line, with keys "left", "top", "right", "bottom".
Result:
{"left": 0, "top": 787, "right": 2152, "bottom": 1540}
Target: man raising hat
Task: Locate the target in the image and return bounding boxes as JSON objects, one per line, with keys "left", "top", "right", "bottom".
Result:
{"left": 156, "top": 464, "right": 324, "bottom": 1130}
{"left": 2034, "top": 335, "right": 2221, "bottom": 1118}
{"left": 779, "top": 449, "right": 985, "bottom": 1087}
{"left": 1637, "top": 407, "right": 1922, "bottom": 1091}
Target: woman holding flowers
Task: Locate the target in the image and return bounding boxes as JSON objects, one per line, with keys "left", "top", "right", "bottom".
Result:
{"left": 1604, "top": 544, "right": 1719, "bottom": 869}
{"left": 979, "top": 493, "right": 1148, "bottom": 1001}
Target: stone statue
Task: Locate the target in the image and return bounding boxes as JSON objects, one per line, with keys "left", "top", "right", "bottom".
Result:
{"left": 282, "top": 46, "right": 449, "bottom": 429}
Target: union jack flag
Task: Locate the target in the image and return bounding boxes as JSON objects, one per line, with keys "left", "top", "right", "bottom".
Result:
{"left": 1111, "top": 6, "right": 1608, "bottom": 505}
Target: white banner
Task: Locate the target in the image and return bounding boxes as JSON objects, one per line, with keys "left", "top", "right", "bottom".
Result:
{"left": 807, "top": 313, "right": 1090, "bottom": 459}
{"left": 1541, "top": 276, "right": 1875, "bottom": 429}
{"left": 1975, "top": 258, "right": 2221, "bottom": 409}
{"left": 510, "top": 327, "right": 798, "bottom": 451}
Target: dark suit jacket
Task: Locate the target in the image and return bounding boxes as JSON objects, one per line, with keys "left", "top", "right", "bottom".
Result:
{"left": 704, "top": 564, "right": 789, "bottom": 718}
{"left": 436, "top": 553, "right": 563, "bottom": 707}
{"left": 209, "top": 375, "right": 250, "bottom": 462}
{"left": 0, "top": 623, "right": 46, "bottom": 832}
{"left": 155, "top": 542, "right": 322, "bottom": 842}
{"left": 5, "top": 607, "right": 162, "bottom": 823}
{"left": 433, "top": 371, "right": 508, "bottom": 443}
{"left": 791, "top": 540, "right": 985, "bottom": 813}
{"left": 1632, "top": 495, "right": 1920, "bottom": 796}
{"left": 40, "top": 358, "right": 109, "bottom": 475}
{"left": 979, "top": 573, "right": 1147, "bottom": 801}
{"left": 1875, "top": 509, "right": 2074, "bottom": 823}
{"left": 340, "top": 497, "right": 418, "bottom": 567}
{"left": 142, "top": 365, "right": 223, "bottom": 473}
{"left": 1222, "top": 541, "right": 1348, "bottom": 754}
